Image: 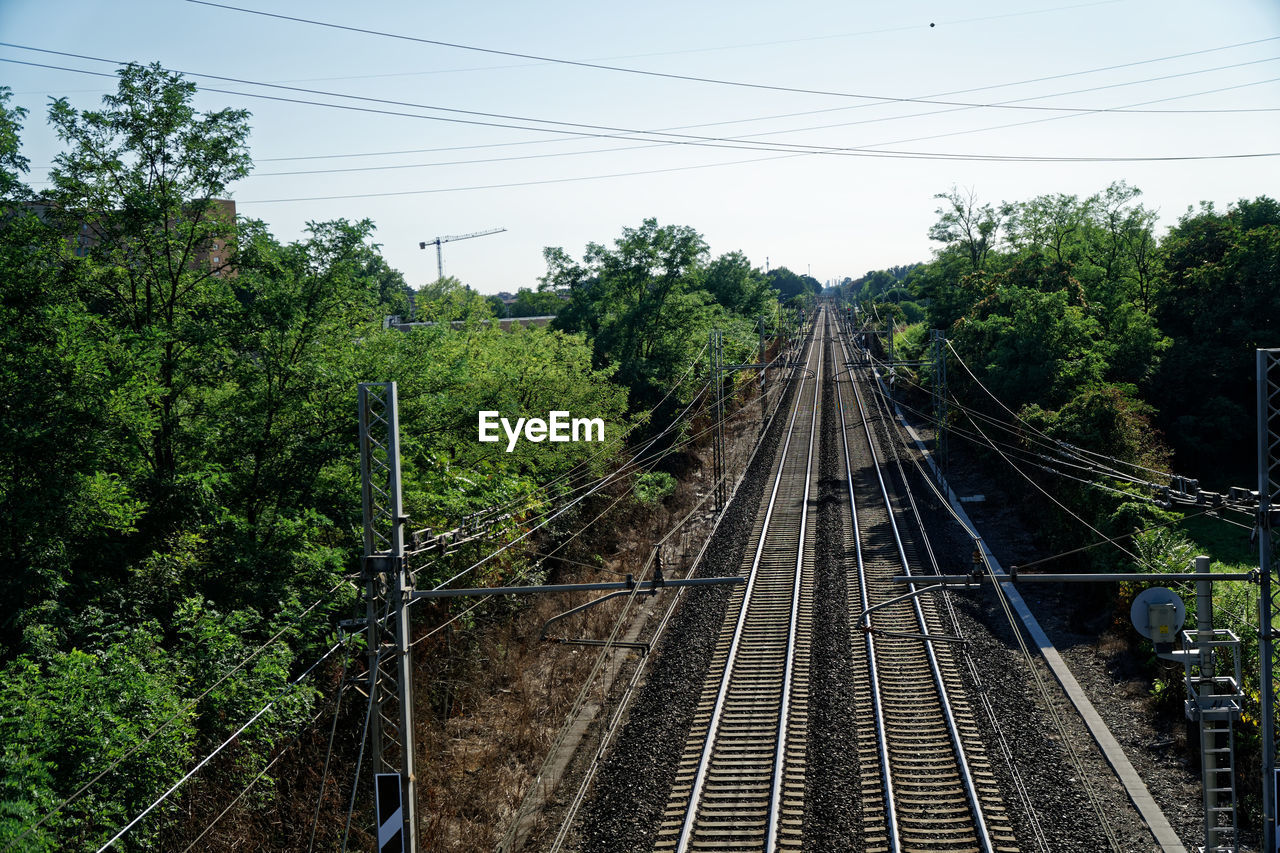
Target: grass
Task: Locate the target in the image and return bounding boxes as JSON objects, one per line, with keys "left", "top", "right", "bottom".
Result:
{"left": 1173, "top": 507, "right": 1255, "bottom": 566}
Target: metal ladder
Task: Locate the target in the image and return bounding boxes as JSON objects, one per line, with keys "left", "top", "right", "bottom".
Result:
{"left": 1182, "top": 628, "right": 1245, "bottom": 853}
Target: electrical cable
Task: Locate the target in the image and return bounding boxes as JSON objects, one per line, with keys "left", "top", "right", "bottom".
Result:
{"left": 403, "top": 380, "right": 711, "bottom": 576}
{"left": 410, "top": 341, "right": 712, "bottom": 538}
{"left": 235, "top": 57, "right": 1280, "bottom": 179}
{"left": 244, "top": 1, "right": 1137, "bottom": 83}
{"left": 179, "top": 695, "right": 337, "bottom": 853}
{"left": 6, "top": 49, "right": 1277, "bottom": 204}
{"left": 340, "top": 633, "right": 379, "bottom": 853}
{"left": 241, "top": 35, "right": 1280, "bottom": 164}
{"left": 909, "top": 380, "right": 1156, "bottom": 570}
{"left": 880, "top": 348, "right": 1164, "bottom": 488}
{"left": 16, "top": 42, "right": 1274, "bottom": 170}
{"left": 855, "top": 70, "right": 1280, "bottom": 152}
{"left": 877, "top": 383, "right": 1257, "bottom": 554}
{"left": 458, "top": 347, "right": 787, "bottom": 540}
{"left": 880, "top": 373, "right": 1157, "bottom": 491}
{"left": 945, "top": 341, "right": 1177, "bottom": 482}
{"left": 94, "top": 639, "right": 347, "bottom": 852}
{"left": 12, "top": 577, "right": 354, "bottom": 848}
{"left": 843, "top": 330, "right": 1052, "bottom": 852}
{"left": 502, "top": 309, "right": 817, "bottom": 851}
{"left": 407, "top": 345, "right": 794, "bottom": 648}
{"left": 180, "top": 2, "right": 1279, "bottom": 116}
{"left": 413, "top": 361, "right": 727, "bottom": 593}
{"left": 307, "top": 637, "right": 355, "bottom": 853}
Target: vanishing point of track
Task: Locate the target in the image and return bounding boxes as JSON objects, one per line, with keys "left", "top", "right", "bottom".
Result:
{"left": 650, "top": 306, "right": 1019, "bottom": 852}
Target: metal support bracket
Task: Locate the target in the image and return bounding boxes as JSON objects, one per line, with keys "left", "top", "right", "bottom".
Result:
{"left": 531, "top": 576, "right": 742, "bottom": 642}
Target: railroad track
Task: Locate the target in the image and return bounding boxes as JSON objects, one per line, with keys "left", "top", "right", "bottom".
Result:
{"left": 654, "top": 310, "right": 823, "bottom": 853}
{"left": 833, "top": 315, "right": 1018, "bottom": 853}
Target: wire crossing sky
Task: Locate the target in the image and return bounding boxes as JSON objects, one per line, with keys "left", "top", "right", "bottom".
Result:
{"left": 1, "top": 0, "right": 1277, "bottom": 292}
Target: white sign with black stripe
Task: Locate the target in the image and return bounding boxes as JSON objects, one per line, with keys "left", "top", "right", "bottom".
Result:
{"left": 375, "top": 773, "right": 405, "bottom": 853}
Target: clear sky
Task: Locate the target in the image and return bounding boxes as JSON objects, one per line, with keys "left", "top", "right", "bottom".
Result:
{"left": 2, "top": 0, "right": 1277, "bottom": 293}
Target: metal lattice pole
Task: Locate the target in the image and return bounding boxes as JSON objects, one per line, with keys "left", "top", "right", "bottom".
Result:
{"left": 712, "top": 329, "right": 726, "bottom": 512}
{"left": 930, "top": 330, "right": 949, "bottom": 481}
{"left": 1260, "top": 349, "right": 1280, "bottom": 853}
{"left": 358, "top": 382, "right": 417, "bottom": 853}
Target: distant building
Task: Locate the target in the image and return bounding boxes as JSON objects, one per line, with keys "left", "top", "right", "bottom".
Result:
{"left": 384, "top": 315, "right": 556, "bottom": 333}
{"left": 24, "top": 198, "right": 236, "bottom": 276}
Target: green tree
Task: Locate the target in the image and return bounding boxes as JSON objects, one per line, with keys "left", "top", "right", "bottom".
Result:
{"left": 765, "top": 266, "right": 819, "bottom": 303}
{"left": 414, "top": 276, "right": 492, "bottom": 324}
{"left": 1150, "top": 198, "right": 1280, "bottom": 473}
{"left": 952, "top": 285, "right": 1106, "bottom": 411}
{"left": 930, "top": 186, "right": 1002, "bottom": 271}
{"left": 547, "top": 218, "right": 713, "bottom": 408}
{"left": 512, "top": 286, "right": 565, "bottom": 318}
{"left": 44, "top": 62, "right": 251, "bottom": 502}
{"left": 703, "top": 251, "right": 772, "bottom": 317}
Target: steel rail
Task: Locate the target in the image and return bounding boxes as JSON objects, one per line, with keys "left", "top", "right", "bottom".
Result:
{"left": 831, "top": 311, "right": 901, "bottom": 851}
{"left": 672, "top": 314, "right": 822, "bottom": 853}
{"left": 766, "top": 316, "right": 820, "bottom": 852}
{"left": 544, "top": 331, "right": 804, "bottom": 853}
{"left": 838, "top": 323, "right": 995, "bottom": 853}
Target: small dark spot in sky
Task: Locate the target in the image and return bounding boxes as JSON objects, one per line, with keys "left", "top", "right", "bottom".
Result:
{"left": 930, "top": 22, "right": 936, "bottom": 27}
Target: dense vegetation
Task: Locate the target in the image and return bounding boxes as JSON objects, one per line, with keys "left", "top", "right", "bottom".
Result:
{"left": 848, "top": 181, "right": 1279, "bottom": 819}
{"left": 0, "top": 66, "right": 784, "bottom": 850}
{"left": 849, "top": 182, "right": 1278, "bottom": 536}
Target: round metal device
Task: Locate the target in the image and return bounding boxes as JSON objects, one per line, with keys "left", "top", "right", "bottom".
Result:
{"left": 1129, "top": 586, "right": 1186, "bottom": 642}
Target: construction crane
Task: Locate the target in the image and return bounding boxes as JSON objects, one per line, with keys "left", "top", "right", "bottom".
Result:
{"left": 419, "top": 228, "right": 506, "bottom": 281}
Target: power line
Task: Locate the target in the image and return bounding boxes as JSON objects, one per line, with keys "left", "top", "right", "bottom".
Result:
{"left": 241, "top": 35, "right": 1280, "bottom": 164}
{"left": 231, "top": 0, "right": 1133, "bottom": 86}
{"left": 11, "top": 578, "right": 355, "bottom": 849}
{"left": 181, "top": 2, "right": 1277, "bottom": 115}
{"left": 741, "top": 61, "right": 1280, "bottom": 150}
{"left": 8, "top": 52, "right": 1278, "bottom": 204}
{"left": 95, "top": 639, "right": 348, "bottom": 852}
{"left": 232, "top": 143, "right": 1280, "bottom": 204}
{"left": 860, "top": 71, "right": 1280, "bottom": 152}
{"left": 239, "top": 58, "right": 1280, "bottom": 179}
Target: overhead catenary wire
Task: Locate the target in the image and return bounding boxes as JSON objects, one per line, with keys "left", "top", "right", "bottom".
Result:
{"left": 406, "top": 320, "right": 795, "bottom": 588}
{"left": 11, "top": 576, "right": 356, "bottom": 849}
{"left": 94, "top": 638, "right": 349, "bottom": 852}
{"left": 944, "top": 341, "right": 1178, "bottom": 482}
{"left": 879, "top": 382, "right": 1256, "bottom": 551}
{"left": 238, "top": 35, "right": 1280, "bottom": 164}
{"left": 445, "top": 336, "right": 789, "bottom": 536}
{"left": 226, "top": 57, "right": 1280, "bottom": 179}
{"left": 845, "top": 330, "right": 1051, "bottom": 851}
{"left": 180, "top": 2, "right": 1278, "bottom": 116}
{"left": 10, "top": 49, "right": 1276, "bottom": 202}
{"left": 180, "top": 662, "right": 346, "bottom": 853}
{"left": 410, "top": 342, "right": 713, "bottom": 539}
{"left": 5, "top": 47, "right": 1277, "bottom": 199}
{"left": 889, "top": 377, "right": 1164, "bottom": 492}
{"left": 308, "top": 638, "right": 356, "bottom": 853}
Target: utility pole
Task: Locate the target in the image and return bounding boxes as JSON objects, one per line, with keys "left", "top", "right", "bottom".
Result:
{"left": 931, "top": 330, "right": 949, "bottom": 480}
{"left": 710, "top": 329, "right": 726, "bottom": 512}
{"left": 759, "top": 316, "right": 768, "bottom": 433}
{"left": 358, "top": 382, "right": 417, "bottom": 853}
{"left": 419, "top": 228, "right": 505, "bottom": 281}
{"left": 1260, "top": 348, "right": 1280, "bottom": 853}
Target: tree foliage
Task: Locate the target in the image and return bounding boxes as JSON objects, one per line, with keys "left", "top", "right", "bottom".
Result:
{"left": 545, "top": 218, "right": 777, "bottom": 412}
{"left": 0, "top": 67, "right": 646, "bottom": 849}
